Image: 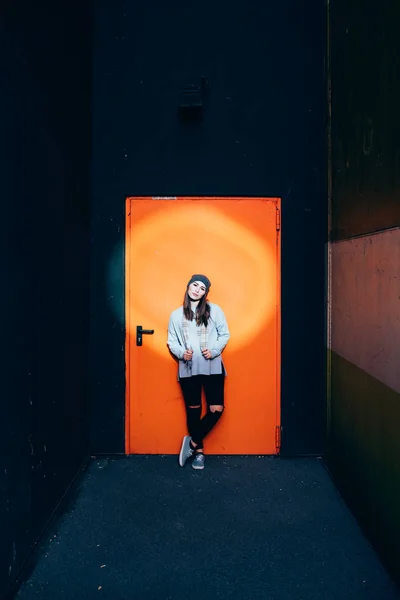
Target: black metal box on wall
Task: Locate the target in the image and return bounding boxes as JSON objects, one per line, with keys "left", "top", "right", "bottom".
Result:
{"left": 90, "top": 0, "right": 327, "bottom": 456}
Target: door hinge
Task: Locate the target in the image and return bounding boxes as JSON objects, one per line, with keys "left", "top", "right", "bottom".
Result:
{"left": 275, "top": 425, "right": 281, "bottom": 451}
{"left": 276, "top": 207, "right": 281, "bottom": 231}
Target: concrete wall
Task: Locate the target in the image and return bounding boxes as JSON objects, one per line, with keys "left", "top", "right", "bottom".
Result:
{"left": 328, "top": 0, "right": 400, "bottom": 585}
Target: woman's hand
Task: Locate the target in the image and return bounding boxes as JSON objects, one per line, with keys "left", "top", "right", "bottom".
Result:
{"left": 201, "top": 348, "right": 212, "bottom": 360}
{"left": 183, "top": 349, "right": 194, "bottom": 361}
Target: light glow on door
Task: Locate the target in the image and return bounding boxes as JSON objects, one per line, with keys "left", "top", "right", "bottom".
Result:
{"left": 126, "top": 202, "right": 276, "bottom": 357}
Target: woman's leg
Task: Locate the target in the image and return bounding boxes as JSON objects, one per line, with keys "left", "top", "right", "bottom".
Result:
{"left": 193, "top": 373, "right": 225, "bottom": 448}
{"left": 179, "top": 376, "right": 203, "bottom": 448}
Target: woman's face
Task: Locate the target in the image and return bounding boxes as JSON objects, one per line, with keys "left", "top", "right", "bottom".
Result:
{"left": 188, "top": 281, "right": 207, "bottom": 301}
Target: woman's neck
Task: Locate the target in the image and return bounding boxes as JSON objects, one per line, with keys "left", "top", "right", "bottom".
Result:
{"left": 190, "top": 300, "right": 200, "bottom": 313}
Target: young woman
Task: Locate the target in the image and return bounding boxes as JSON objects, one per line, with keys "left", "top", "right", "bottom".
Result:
{"left": 167, "top": 274, "right": 230, "bottom": 470}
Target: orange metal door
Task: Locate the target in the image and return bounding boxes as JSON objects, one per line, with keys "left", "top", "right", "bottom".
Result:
{"left": 126, "top": 197, "right": 281, "bottom": 454}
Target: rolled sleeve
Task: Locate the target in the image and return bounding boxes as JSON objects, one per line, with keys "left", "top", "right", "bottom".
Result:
{"left": 210, "top": 307, "right": 230, "bottom": 358}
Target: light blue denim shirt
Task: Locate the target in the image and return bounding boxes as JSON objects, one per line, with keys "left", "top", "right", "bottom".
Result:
{"left": 167, "top": 303, "right": 230, "bottom": 379}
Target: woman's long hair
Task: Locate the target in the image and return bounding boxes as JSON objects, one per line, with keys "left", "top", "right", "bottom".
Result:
{"left": 183, "top": 289, "right": 210, "bottom": 326}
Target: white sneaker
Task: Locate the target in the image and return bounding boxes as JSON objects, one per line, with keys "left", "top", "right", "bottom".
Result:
{"left": 192, "top": 453, "right": 205, "bottom": 470}
{"left": 178, "top": 436, "right": 194, "bottom": 467}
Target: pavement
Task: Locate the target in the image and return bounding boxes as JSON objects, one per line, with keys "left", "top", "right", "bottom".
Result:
{"left": 14, "top": 456, "right": 400, "bottom": 600}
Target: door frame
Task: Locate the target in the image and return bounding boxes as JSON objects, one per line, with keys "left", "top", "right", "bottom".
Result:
{"left": 125, "top": 196, "right": 281, "bottom": 454}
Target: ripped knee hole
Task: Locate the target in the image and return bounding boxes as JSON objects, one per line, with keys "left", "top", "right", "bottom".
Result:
{"left": 209, "top": 405, "right": 224, "bottom": 413}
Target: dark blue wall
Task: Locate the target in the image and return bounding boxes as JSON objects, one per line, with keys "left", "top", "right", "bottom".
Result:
{"left": 90, "top": 0, "right": 327, "bottom": 456}
{"left": 0, "top": 3, "right": 91, "bottom": 597}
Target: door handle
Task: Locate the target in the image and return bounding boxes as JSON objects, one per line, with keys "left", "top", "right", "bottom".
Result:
{"left": 136, "top": 325, "right": 155, "bottom": 346}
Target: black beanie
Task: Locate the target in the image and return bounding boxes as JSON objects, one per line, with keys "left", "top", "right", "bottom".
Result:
{"left": 187, "top": 274, "right": 211, "bottom": 292}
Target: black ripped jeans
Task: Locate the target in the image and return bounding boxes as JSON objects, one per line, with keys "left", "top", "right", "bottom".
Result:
{"left": 179, "top": 373, "right": 225, "bottom": 450}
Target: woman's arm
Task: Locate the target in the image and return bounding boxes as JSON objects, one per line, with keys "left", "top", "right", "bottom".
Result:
{"left": 167, "top": 316, "right": 185, "bottom": 359}
{"left": 210, "top": 306, "right": 230, "bottom": 359}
